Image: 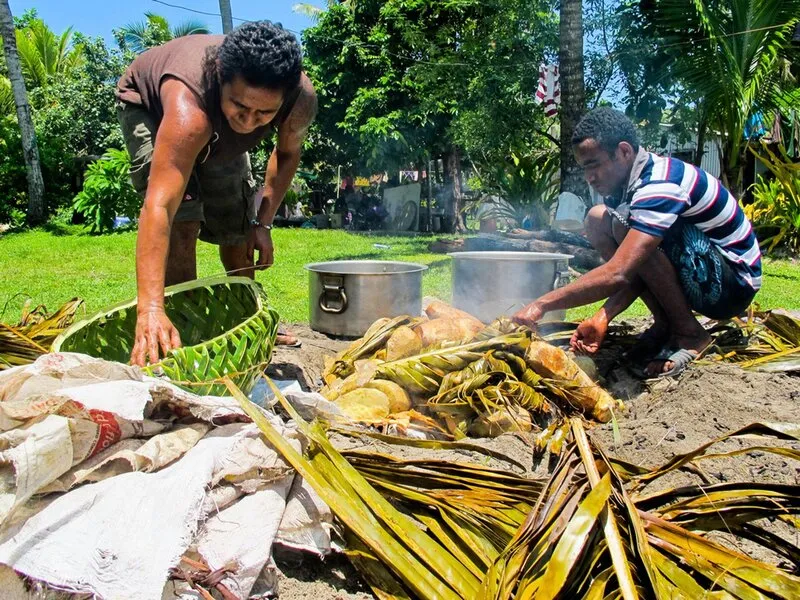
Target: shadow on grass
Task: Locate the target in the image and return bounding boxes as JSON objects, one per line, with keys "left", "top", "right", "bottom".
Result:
{"left": 1, "top": 221, "right": 136, "bottom": 239}
{"left": 764, "top": 271, "right": 800, "bottom": 281}
{"left": 41, "top": 222, "right": 89, "bottom": 237}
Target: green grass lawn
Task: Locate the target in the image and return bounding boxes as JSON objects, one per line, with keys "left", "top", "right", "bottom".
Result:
{"left": 1, "top": 227, "right": 798, "bottom": 324}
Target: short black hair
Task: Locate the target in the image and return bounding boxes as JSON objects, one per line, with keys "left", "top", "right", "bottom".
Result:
{"left": 572, "top": 107, "right": 640, "bottom": 154}
{"left": 216, "top": 21, "right": 302, "bottom": 91}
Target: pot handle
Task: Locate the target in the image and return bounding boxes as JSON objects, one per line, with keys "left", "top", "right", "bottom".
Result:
{"left": 553, "top": 269, "right": 572, "bottom": 290}
{"left": 319, "top": 275, "right": 348, "bottom": 314}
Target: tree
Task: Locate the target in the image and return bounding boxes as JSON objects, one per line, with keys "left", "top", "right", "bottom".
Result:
{"left": 0, "top": 0, "right": 45, "bottom": 224}
{"left": 218, "top": 1, "right": 233, "bottom": 34}
{"left": 13, "top": 17, "right": 83, "bottom": 89}
{"left": 1, "top": 17, "right": 127, "bottom": 222}
{"left": 617, "top": 0, "right": 800, "bottom": 195}
{"left": 0, "top": 16, "right": 84, "bottom": 117}
{"left": 559, "top": 0, "right": 587, "bottom": 200}
{"left": 302, "top": 0, "right": 558, "bottom": 231}
{"left": 293, "top": 1, "right": 351, "bottom": 23}
{"left": 115, "top": 13, "right": 210, "bottom": 54}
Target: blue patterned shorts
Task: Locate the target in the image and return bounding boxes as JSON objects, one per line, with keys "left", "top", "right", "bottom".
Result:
{"left": 608, "top": 204, "right": 756, "bottom": 319}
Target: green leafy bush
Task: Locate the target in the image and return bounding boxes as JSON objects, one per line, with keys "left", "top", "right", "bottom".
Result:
{"left": 467, "top": 150, "right": 560, "bottom": 228}
{"left": 0, "top": 116, "right": 29, "bottom": 223}
{"left": 72, "top": 149, "right": 141, "bottom": 233}
{"left": 745, "top": 143, "right": 800, "bottom": 254}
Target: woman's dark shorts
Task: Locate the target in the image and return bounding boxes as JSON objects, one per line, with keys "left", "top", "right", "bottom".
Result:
{"left": 117, "top": 100, "right": 258, "bottom": 246}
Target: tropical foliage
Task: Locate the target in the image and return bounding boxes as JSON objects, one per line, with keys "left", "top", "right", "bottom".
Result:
{"left": 467, "top": 151, "right": 561, "bottom": 229}
{"left": 614, "top": 0, "right": 800, "bottom": 194}
{"left": 72, "top": 149, "right": 140, "bottom": 233}
{"left": 745, "top": 143, "right": 800, "bottom": 254}
{"left": 0, "top": 10, "right": 207, "bottom": 225}
{"left": 301, "top": 0, "right": 559, "bottom": 230}
{"left": 0, "top": 15, "right": 84, "bottom": 118}
{"left": 12, "top": 17, "right": 83, "bottom": 89}
{"left": 114, "top": 12, "right": 210, "bottom": 55}
{"left": 0, "top": 23, "right": 127, "bottom": 222}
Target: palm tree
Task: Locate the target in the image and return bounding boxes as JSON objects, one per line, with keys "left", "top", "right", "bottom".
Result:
{"left": 13, "top": 18, "right": 83, "bottom": 89}
{"left": 218, "top": 0, "right": 233, "bottom": 34}
{"left": 558, "top": 0, "right": 587, "bottom": 201}
{"left": 0, "top": 76, "right": 13, "bottom": 114}
{"left": 0, "top": 0, "right": 45, "bottom": 224}
{"left": 650, "top": 0, "right": 800, "bottom": 195}
{"left": 292, "top": 1, "right": 351, "bottom": 23}
{"left": 118, "top": 13, "right": 210, "bottom": 54}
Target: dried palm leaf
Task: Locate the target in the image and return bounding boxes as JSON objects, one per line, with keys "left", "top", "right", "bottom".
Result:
{"left": 484, "top": 419, "right": 800, "bottom": 599}
{"left": 429, "top": 372, "right": 549, "bottom": 420}
{"left": 705, "top": 311, "right": 800, "bottom": 372}
{"left": 438, "top": 352, "right": 517, "bottom": 391}
{"left": 329, "top": 427, "right": 530, "bottom": 471}
{"left": 0, "top": 299, "right": 83, "bottom": 370}
{"left": 234, "top": 375, "right": 800, "bottom": 599}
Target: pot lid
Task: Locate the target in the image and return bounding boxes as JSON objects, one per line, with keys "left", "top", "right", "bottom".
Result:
{"left": 304, "top": 260, "right": 428, "bottom": 275}
{"left": 447, "top": 251, "right": 572, "bottom": 261}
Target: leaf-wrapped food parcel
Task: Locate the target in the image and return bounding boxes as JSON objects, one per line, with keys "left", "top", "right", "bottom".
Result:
{"left": 385, "top": 325, "right": 424, "bottom": 361}
{"left": 337, "top": 388, "right": 392, "bottom": 423}
{"left": 414, "top": 318, "right": 485, "bottom": 348}
{"left": 525, "top": 341, "right": 621, "bottom": 422}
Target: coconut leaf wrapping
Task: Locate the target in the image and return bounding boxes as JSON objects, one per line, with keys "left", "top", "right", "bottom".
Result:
{"left": 53, "top": 276, "right": 278, "bottom": 396}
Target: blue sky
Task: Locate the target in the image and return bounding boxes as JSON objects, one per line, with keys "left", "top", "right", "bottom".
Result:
{"left": 7, "top": 0, "right": 322, "bottom": 44}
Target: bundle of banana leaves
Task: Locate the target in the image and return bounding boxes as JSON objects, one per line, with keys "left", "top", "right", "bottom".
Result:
{"left": 231, "top": 378, "right": 800, "bottom": 600}
{"left": 0, "top": 298, "right": 83, "bottom": 370}
{"left": 319, "top": 302, "right": 622, "bottom": 443}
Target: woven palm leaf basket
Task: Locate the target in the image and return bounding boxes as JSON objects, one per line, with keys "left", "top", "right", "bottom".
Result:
{"left": 53, "top": 276, "right": 279, "bottom": 396}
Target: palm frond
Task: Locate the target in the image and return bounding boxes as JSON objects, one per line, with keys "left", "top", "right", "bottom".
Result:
{"left": 293, "top": 3, "right": 327, "bottom": 23}
{"left": 120, "top": 20, "right": 150, "bottom": 54}
{"left": 653, "top": 0, "right": 800, "bottom": 178}
{"left": 0, "top": 299, "right": 83, "bottom": 370}
{"left": 232, "top": 375, "right": 800, "bottom": 599}
{"left": 170, "top": 19, "right": 211, "bottom": 39}
{"left": 12, "top": 19, "right": 82, "bottom": 88}
{"left": 0, "top": 76, "right": 14, "bottom": 116}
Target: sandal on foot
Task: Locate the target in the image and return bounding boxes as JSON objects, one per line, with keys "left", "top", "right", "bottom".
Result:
{"left": 645, "top": 347, "right": 698, "bottom": 379}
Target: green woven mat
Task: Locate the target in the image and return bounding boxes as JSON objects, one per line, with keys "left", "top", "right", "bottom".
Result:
{"left": 53, "top": 276, "right": 279, "bottom": 396}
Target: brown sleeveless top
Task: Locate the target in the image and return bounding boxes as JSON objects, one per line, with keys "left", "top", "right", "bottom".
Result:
{"left": 116, "top": 34, "right": 310, "bottom": 164}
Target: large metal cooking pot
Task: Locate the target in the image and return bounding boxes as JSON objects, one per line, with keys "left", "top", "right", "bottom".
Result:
{"left": 305, "top": 260, "right": 428, "bottom": 336}
{"left": 449, "top": 251, "right": 572, "bottom": 323}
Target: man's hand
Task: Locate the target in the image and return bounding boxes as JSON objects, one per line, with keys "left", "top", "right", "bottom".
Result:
{"left": 512, "top": 301, "right": 545, "bottom": 328}
{"left": 247, "top": 226, "right": 274, "bottom": 270}
{"left": 131, "top": 310, "right": 182, "bottom": 367}
{"left": 570, "top": 311, "right": 609, "bottom": 355}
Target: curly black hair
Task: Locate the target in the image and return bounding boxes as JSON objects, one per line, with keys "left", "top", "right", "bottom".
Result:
{"left": 572, "top": 107, "right": 640, "bottom": 154}
{"left": 212, "top": 21, "right": 302, "bottom": 91}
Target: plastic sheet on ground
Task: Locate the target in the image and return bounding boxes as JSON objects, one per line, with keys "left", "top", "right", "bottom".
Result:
{"left": 0, "top": 353, "right": 333, "bottom": 599}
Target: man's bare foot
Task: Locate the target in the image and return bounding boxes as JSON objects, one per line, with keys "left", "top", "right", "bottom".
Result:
{"left": 275, "top": 328, "right": 301, "bottom": 347}
{"left": 644, "top": 331, "right": 712, "bottom": 377}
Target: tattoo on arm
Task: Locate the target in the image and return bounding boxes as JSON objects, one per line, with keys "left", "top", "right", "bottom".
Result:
{"left": 287, "top": 87, "right": 317, "bottom": 137}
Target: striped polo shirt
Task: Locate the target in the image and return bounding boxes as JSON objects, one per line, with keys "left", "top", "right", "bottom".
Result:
{"left": 620, "top": 151, "right": 762, "bottom": 291}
